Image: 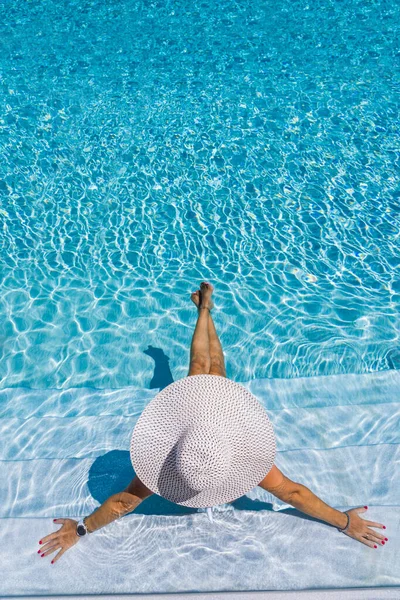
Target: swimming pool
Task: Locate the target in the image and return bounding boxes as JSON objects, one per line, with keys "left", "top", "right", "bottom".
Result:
{"left": 0, "top": 0, "right": 399, "bottom": 596}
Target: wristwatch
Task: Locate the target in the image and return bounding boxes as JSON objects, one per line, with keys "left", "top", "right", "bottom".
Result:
{"left": 76, "top": 517, "right": 91, "bottom": 537}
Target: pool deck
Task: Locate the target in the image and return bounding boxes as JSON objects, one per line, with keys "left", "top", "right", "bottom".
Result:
{"left": 3, "top": 590, "right": 400, "bottom": 599}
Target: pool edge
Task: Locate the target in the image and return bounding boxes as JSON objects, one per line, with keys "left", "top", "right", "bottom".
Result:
{"left": 2, "top": 588, "right": 400, "bottom": 600}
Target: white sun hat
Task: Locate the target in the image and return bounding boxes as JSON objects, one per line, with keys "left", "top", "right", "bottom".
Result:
{"left": 130, "top": 374, "right": 276, "bottom": 508}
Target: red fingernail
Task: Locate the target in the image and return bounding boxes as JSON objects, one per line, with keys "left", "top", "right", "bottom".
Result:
{"left": 364, "top": 506, "right": 368, "bottom": 509}
{"left": 381, "top": 541, "right": 385, "bottom": 545}
{"left": 39, "top": 540, "right": 42, "bottom": 544}
{"left": 37, "top": 550, "right": 41, "bottom": 554}
{"left": 53, "top": 519, "right": 56, "bottom": 522}
{"left": 385, "top": 538, "right": 388, "bottom": 541}
{"left": 51, "top": 560, "right": 54, "bottom": 564}
{"left": 374, "top": 545, "right": 377, "bottom": 548}
{"left": 41, "top": 554, "right": 44, "bottom": 557}
{"left": 383, "top": 526, "right": 386, "bottom": 529}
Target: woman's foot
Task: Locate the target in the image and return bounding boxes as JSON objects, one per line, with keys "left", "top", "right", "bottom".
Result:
{"left": 200, "top": 281, "right": 214, "bottom": 310}
{"left": 190, "top": 290, "right": 201, "bottom": 308}
{"left": 190, "top": 282, "right": 214, "bottom": 310}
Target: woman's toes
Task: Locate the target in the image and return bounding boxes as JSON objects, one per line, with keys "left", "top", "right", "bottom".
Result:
{"left": 200, "top": 281, "right": 214, "bottom": 294}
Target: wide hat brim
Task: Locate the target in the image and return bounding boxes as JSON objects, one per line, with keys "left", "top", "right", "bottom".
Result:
{"left": 130, "top": 374, "right": 276, "bottom": 508}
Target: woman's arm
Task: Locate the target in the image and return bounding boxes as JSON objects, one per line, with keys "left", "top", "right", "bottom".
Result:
{"left": 39, "top": 476, "right": 153, "bottom": 563}
{"left": 259, "top": 465, "right": 346, "bottom": 528}
{"left": 277, "top": 481, "right": 348, "bottom": 529}
{"left": 259, "top": 465, "right": 387, "bottom": 548}
{"left": 85, "top": 476, "right": 153, "bottom": 533}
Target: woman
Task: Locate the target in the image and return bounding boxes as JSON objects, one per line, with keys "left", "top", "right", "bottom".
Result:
{"left": 38, "top": 282, "right": 387, "bottom": 564}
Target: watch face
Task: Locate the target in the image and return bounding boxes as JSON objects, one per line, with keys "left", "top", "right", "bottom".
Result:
{"left": 77, "top": 524, "right": 87, "bottom": 536}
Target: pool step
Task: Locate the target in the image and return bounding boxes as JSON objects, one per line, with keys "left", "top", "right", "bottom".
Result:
{"left": 1, "top": 507, "right": 398, "bottom": 596}
{"left": 3, "top": 591, "right": 400, "bottom": 600}
{"left": 1, "top": 369, "right": 399, "bottom": 418}
{"left": 0, "top": 442, "right": 398, "bottom": 518}
{"left": 1, "top": 401, "right": 398, "bottom": 461}
{"left": 1, "top": 370, "right": 399, "bottom": 595}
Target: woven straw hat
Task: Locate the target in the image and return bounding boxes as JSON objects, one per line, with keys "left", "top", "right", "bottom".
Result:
{"left": 130, "top": 374, "right": 276, "bottom": 508}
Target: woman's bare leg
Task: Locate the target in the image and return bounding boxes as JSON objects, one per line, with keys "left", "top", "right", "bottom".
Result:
{"left": 188, "top": 282, "right": 214, "bottom": 376}
{"left": 207, "top": 311, "right": 226, "bottom": 377}
{"left": 190, "top": 283, "right": 226, "bottom": 377}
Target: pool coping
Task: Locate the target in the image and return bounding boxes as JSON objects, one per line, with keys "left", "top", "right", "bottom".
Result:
{"left": 3, "top": 589, "right": 400, "bottom": 600}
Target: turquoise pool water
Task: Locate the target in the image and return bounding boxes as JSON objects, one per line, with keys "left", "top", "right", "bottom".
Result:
{"left": 0, "top": 0, "right": 399, "bottom": 596}
{"left": 1, "top": 0, "right": 399, "bottom": 388}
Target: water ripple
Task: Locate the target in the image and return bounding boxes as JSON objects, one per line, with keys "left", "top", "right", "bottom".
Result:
{"left": 0, "top": 0, "right": 399, "bottom": 387}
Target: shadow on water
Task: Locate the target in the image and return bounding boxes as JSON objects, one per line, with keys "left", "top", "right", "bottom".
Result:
{"left": 87, "top": 450, "right": 322, "bottom": 524}
{"left": 87, "top": 449, "right": 197, "bottom": 516}
{"left": 87, "top": 345, "right": 327, "bottom": 526}
{"left": 143, "top": 345, "right": 174, "bottom": 391}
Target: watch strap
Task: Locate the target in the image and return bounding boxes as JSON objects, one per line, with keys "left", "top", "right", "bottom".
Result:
{"left": 83, "top": 516, "right": 92, "bottom": 533}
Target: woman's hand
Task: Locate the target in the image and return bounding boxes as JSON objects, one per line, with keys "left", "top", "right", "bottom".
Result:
{"left": 343, "top": 507, "right": 388, "bottom": 548}
{"left": 38, "top": 519, "right": 80, "bottom": 564}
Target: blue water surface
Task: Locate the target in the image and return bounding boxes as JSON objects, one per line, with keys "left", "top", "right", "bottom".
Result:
{"left": 0, "top": 0, "right": 399, "bottom": 389}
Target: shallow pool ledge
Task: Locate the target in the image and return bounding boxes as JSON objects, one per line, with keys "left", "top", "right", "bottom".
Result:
{"left": 3, "top": 588, "right": 400, "bottom": 600}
